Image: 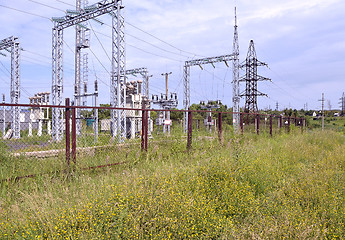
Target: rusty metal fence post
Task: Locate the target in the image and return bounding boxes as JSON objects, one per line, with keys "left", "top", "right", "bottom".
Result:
{"left": 240, "top": 113, "right": 244, "bottom": 134}
{"left": 270, "top": 115, "right": 273, "bottom": 136}
{"left": 65, "top": 98, "right": 70, "bottom": 167}
{"left": 187, "top": 109, "right": 193, "bottom": 151}
{"left": 288, "top": 117, "right": 291, "bottom": 133}
{"left": 218, "top": 112, "right": 222, "bottom": 142}
{"left": 256, "top": 114, "right": 260, "bottom": 135}
{"left": 300, "top": 118, "right": 304, "bottom": 133}
{"left": 141, "top": 105, "right": 148, "bottom": 152}
{"left": 71, "top": 104, "right": 76, "bottom": 164}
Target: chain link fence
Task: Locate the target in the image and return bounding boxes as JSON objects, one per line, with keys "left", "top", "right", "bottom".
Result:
{"left": 0, "top": 101, "right": 306, "bottom": 181}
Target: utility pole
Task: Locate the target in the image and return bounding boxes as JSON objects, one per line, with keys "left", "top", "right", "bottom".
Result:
{"left": 276, "top": 102, "right": 279, "bottom": 111}
{"left": 162, "top": 72, "right": 172, "bottom": 97}
{"left": 319, "top": 93, "right": 325, "bottom": 130}
{"left": 152, "top": 72, "right": 177, "bottom": 135}
{"left": 2, "top": 94, "right": 5, "bottom": 137}
{"left": 161, "top": 72, "right": 172, "bottom": 133}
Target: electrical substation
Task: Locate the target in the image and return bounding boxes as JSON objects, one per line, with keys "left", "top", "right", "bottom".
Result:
{"left": 0, "top": 0, "right": 274, "bottom": 141}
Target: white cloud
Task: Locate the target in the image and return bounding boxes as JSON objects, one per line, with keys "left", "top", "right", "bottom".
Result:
{"left": 0, "top": 0, "right": 344, "bottom": 110}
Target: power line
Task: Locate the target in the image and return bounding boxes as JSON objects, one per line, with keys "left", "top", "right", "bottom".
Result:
{"left": 54, "top": 0, "right": 206, "bottom": 58}
{"left": 0, "top": 61, "right": 11, "bottom": 76}
{"left": 0, "top": 4, "right": 51, "bottom": 21}
{"left": 2, "top": 1, "right": 202, "bottom": 63}
{"left": 27, "top": 0, "right": 65, "bottom": 12}
{"left": 127, "top": 43, "right": 182, "bottom": 63}
{"left": 88, "top": 22, "right": 112, "bottom": 63}
{"left": 22, "top": 49, "right": 75, "bottom": 67}
{"left": 88, "top": 47, "right": 111, "bottom": 88}
{"left": 90, "top": 27, "right": 185, "bottom": 62}
{"left": 103, "top": 22, "right": 192, "bottom": 59}
{"left": 125, "top": 21, "right": 205, "bottom": 58}
{"left": 56, "top": 0, "right": 75, "bottom": 8}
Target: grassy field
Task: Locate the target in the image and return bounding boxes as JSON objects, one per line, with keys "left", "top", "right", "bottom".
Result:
{"left": 1, "top": 128, "right": 345, "bottom": 239}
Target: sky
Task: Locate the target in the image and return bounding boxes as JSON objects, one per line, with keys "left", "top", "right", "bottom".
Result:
{"left": 0, "top": 0, "right": 344, "bottom": 111}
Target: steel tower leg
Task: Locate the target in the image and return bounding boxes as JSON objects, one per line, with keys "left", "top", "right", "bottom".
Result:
{"left": 183, "top": 65, "right": 190, "bottom": 133}
{"left": 52, "top": 27, "right": 64, "bottom": 141}
{"left": 11, "top": 37, "right": 20, "bottom": 139}
{"left": 111, "top": 1, "right": 126, "bottom": 141}
{"left": 75, "top": 0, "right": 82, "bottom": 136}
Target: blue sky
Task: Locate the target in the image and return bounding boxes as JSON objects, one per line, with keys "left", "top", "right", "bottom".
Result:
{"left": 0, "top": 0, "right": 344, "bottom": 111}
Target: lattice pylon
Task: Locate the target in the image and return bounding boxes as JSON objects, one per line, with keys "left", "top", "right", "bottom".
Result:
{"left": 240, "top": 40, "right": 270, "bottom": 113}
{"left": 111, "top": 1, "right": 127, "bottom": 141}
{"left": 232, "top": 7, "right": 240, "bottom": 132}
{"left": 52, "top": 27, "right": 64, "bottom": 141}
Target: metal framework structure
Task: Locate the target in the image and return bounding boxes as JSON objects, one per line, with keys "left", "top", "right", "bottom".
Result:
{"left": 232, "top": 7, "right": 240, "bottom": 132}
{"left": 339, "top": 92, "right": 345, "bottom": 116}
{"left": 152, "top": 93, "right": 178, "bottom": 134}
{"left": 74, "top": 0, "right": 90, "bottom": 135}
{"left": 125, "top": 67, "right": 150, "bottom": 98}
{"left": 0, "top": 36, "right": 21, "bottom": 138}
{"left": 52, "top": 0, "right": 124, "bottom": 141}
{"left": 183, "top": 54, "right": 236, "bottom": 131}
{"left": 110, "top": 0, "right": 126, "bottom": 141}
{"left": 200, "top": 100, "right": 222, "bottom": 133}
{"left": 239, "top": 40, "right": 270, "bottom": 113}
{"left": 152, "top": 72, "right": 177, "bottom": 134}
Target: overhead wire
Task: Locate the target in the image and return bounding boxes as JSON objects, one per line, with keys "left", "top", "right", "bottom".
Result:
{"left": 0, "top": 4, "right": 51, "bottom": 21}
{"left": 125, "top": 21, "right": 205, "bottom": 58}
{"left": 4, "top": 1, "right": 198, "bottom": 64}
{"left": 88, "top": 21, "right": 112, "bottom": 63}
{"left": 27, "top": 0, "right": 65, "bottom": 12}
{"left": 49, "top": 0, "right": 204, "bottom": 59}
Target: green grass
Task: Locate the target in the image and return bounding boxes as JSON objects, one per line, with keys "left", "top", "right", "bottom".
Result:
{"left": 1, "top": 129, "right": 345, "bottom": 239}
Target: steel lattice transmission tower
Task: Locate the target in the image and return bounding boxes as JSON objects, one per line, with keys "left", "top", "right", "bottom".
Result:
{"left": 339, "top": 92, "right": 345, "bottom": 116}
{"left": 52, "top": 0, "right": 124, "bottom": 141}
{"left": 240, "top": 40, "right": 270, "bottom": 113}
{"left": 232, "top": 7, "right": 240, "bottom": 132}
{"left": 0, "top": 36, "right": 21, "bottom": 138}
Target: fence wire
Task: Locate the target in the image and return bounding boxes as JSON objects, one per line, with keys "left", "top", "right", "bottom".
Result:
{"left": 0, "top": 102, "right": 306, "bottom": 181}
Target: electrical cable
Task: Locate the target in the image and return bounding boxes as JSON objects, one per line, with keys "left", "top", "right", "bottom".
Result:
{"left": 127, "top": 43, "right": 182, "bottom": 63}
{"left": 53, "top": 0, "right": 205, "bottom": 58}
{"left": 27, "top": 0, "right": 65, "bottom": 12}
{"left": 0, "top": 61, "right": 11, "bottom": 76}
{"left": 22, "top": 49, "right": 75, "bottom": 67}
{"left": 125, "top": 21, "right": 206, "bottom": 58}
{"left": 101, "top": 22, "right": 191, "bottom": 59}
{"left": 0, "top": 4, "right": 51, "bottom": 21}
{"left": 56, "top": 0, "right": 75, "bottom": 8}
{"left": 88, "top": 48, "right": 111, "bottom": 88}
{"left": 63, "top": 40, "right": 75, "bottom": 55}
{"left": 88, "top": 21, "right": 112, "bottom": 63}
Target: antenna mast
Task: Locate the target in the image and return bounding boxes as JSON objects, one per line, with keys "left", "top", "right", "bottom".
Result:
{"left": 232, "top": 7, "right": 240, "bottom": 132}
